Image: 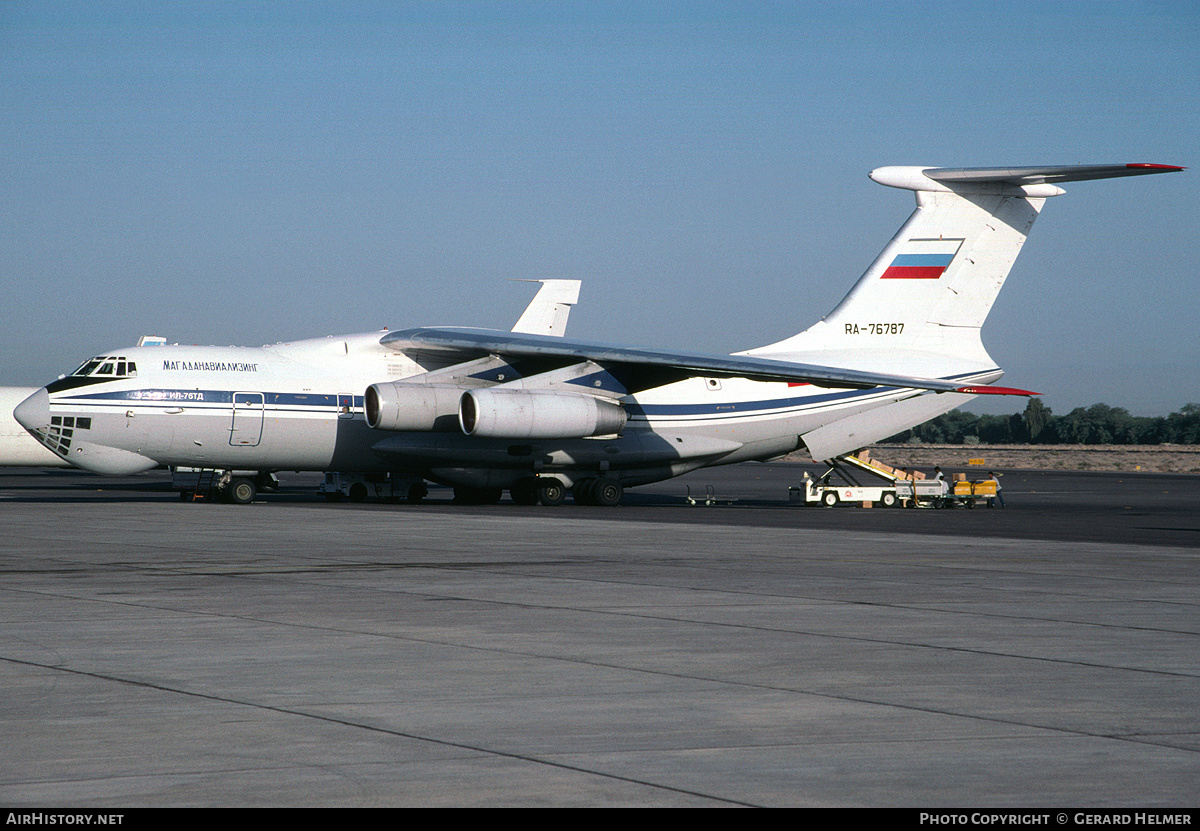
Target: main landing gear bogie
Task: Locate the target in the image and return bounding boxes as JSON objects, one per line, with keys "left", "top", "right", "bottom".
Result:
{"left": 571, "top": 477, "right": 624, "bottom": 507}
{"left": 507, "top": 476, "right": 624, "bottom": 507}
{"left": 508, "top": 478, "right": 569, "bottom": 506}
{"left": 537, "top": 479, "right": 568, "bottom": 506}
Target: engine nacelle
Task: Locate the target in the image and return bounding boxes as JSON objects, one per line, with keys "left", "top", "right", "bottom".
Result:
{"left": 365, "top": 382, "right": 464, "bottom": 431}
{"left": 459, "top": 389, "right": 627, "bottom": 439}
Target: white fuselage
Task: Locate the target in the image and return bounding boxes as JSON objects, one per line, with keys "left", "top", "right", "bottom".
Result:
{"left": 16, "top": 329, "right": 982, "bottom": 488}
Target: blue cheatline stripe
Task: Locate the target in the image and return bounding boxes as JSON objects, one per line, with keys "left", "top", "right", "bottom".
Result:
{"left": 65, "top": 389, "right": 234, "bottom": 404}
{"left": 52, "top": 371, "right": 996, "bottom": 419}
{"left": 53, "top": 390, "right": 366, "bottom": 409}
{"left": 61, "top": 387, "right": 888, "bottom": 419}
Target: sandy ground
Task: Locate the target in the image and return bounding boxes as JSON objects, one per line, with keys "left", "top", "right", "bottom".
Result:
{"left": 832, "top": 444, "right": 1200, "bottom": 474}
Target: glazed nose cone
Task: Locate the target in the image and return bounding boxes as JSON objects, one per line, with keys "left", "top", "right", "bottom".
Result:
{"left": 13, "top": 387, "right": 49, "bottom": 433}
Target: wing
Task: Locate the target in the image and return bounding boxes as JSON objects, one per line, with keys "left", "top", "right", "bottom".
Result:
{"left": 379, "top": 327, "right": 1035, "bottom": 396}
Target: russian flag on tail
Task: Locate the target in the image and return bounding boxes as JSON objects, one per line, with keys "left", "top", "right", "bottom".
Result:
{"left": 881, "top": 238, "right": 964, "bottom": 279}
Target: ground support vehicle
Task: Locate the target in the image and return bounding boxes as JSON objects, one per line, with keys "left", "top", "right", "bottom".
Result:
{"left": 791, "top": 479, "right": 901, "bottom": 508}
{"left": 895, "top": 479, "right": 950, "bottom": 506}
{"left": 942, "top": 479, "right": 998, "bottom": 509}
{"left": 319, "top": 472, "right": 428, "bottom": 504}
{"left": 790, "top": 451, "right": 953, "bottom": 508}
{"left": 791, "top": 453, "right": 904, "bottom": 508}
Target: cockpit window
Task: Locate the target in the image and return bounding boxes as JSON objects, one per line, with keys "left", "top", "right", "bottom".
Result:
{"left": 70, "top": 356, "right": 137, "bottom": 378}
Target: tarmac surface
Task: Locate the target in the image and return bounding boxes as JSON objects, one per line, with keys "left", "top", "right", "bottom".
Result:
{"left": 1, "top": 464, "right": 1197, "bottom": 807}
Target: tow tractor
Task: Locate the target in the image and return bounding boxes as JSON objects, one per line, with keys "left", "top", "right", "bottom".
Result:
{"left": 319, "top": 472, "right": 428, "bottom": 504}
{"left": 790, "top": 451, "right": 945, "bottom": 508}
{"left": 173, "top": 467, "right": 430, "bottom": 505}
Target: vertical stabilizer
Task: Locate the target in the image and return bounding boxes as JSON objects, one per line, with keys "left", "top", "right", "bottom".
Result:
{"left": 511, "top": 279, "right": 581, "bottom": 337}
{"left": 745, "top": 163, "right": 1182, "bottom": 380}
{"left": 746, "top": 185, "right": 1045, "bottom": 373}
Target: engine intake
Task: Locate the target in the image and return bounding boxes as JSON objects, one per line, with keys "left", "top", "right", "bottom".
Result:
{"left": 460, "top": 389, "right": 627, "bottom": 439}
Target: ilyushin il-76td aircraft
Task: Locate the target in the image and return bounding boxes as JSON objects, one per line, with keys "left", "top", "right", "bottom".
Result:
{"left": 12, "top": 162, "right": 1182, "bottom": 506}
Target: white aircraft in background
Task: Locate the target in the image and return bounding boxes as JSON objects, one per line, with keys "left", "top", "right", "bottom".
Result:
{"left": 12, "top": 162, "right": 1182, "bottom": 505}
{"left": 0, "top": 387, "right": 71, "bottom": 467}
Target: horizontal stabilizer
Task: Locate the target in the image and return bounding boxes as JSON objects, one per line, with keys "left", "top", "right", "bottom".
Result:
{"left": 870, "top": 163, "right": 1182, "bottom": 195}
{"left": 924, "top": 163, "right": 1184, "bottom": 185}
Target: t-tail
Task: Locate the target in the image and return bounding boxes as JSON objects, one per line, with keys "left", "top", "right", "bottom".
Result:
{"left": 745, "top": 163, "right": 1182, "bottom": 383}
{"left": 742, "top": 163, "right": 1182, "bottom": 460}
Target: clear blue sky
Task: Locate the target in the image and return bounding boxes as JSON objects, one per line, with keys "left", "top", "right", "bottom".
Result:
{"left": 2, "top": 1, "right": 1196, "bottom": 416}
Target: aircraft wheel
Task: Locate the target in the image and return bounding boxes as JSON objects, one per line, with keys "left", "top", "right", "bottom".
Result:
{"left": 407, "top": 482, "right": 428, "bottom": 505}
{"left": 572, "top": 478, "right": 597, "bottom": 505}
{"left": 537, "top": 479, "right": 567, "bottom": 506}
{"left": 821, "top": 491, "right": 838, "bottom": 508}
{"left": 593, "top": 479, "right": 623, "bottom": 507}
{"left": 880, "top": 492, "right": 897, "bottom": 508}
{"left": 228, "top": 478, "right": 257, "bottom": 505}
{"left": 348, "top": 482, "right": 369, "bottom": 503}
{"left": 510, "top": 479, "right": 539, "bottom": 505}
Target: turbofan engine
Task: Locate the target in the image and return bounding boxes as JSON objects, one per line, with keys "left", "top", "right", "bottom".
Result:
{"left": 364, "top": 382, "right": 464, "bottom": 431}
{"left": 459, "top": 388, "right": 627, "bottom": 439}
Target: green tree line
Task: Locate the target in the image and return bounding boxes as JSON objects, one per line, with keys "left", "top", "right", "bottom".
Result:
{"left": 885, "top": 400, "right": 1200, "bottom": 445}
